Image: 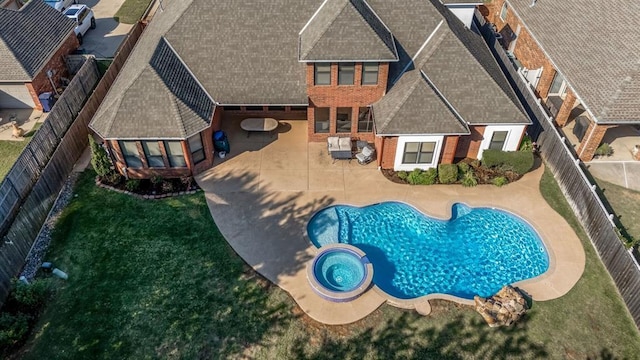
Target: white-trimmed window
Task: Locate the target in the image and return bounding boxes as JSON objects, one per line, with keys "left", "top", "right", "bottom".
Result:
{"left": 142, "top": 141, "right": 164, "bottom": 167}
{"left": 164, "top": 141, "right": 186, "bottom": 167}
{"left": 119, "top": 141, "right": 142, "bottom": 168}
{"left": 500, "top": 2, "right": 508, "bottom": 21}
{"left": 188, "top": 134, "right": 205, "bottom": 164}
{"left": 314, "top": 63, "right": 331, "bottom": 85}
{"left": 403, "top": 142, "right": 436, "bottom": 164}
{"left": 488, "top": 131, "right": 508, "bottom": 150}
{"left": 394, "top": 136, "right": 443, "bottom": 171}
{"left": 338, "top": 63, "right": 355, "bottom": 85}
{"left": 361, "top": 63, "right": 378, "bottom": 85}
{"left": 548, "top": 71, "right": 567, "bottom": 97}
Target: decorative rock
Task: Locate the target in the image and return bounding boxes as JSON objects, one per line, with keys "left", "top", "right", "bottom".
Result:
{"left": 474, "top": 285, "right": 528, "bottom": 327}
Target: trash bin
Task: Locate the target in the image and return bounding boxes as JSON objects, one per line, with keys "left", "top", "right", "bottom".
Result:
{"left": 213, "top": 130, "right": 230, "bottom": 153}
{"left": 38, "top": 92, "right": 55, "bottom": 112}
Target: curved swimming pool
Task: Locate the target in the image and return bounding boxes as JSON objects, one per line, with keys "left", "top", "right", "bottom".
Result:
{"left": 307, "top": 202, "right": 549, "bottom": 300}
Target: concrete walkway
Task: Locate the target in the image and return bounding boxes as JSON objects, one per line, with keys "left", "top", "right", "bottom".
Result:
{"left": 196, "top": 118, "right": 585, "bottom": 325}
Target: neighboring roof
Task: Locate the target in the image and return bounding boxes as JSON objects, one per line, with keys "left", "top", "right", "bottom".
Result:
{"left": 299, "top": 0, "right": 398, "bottom": 62}
{"left": 0, "top": 0, "right": 75, "bottom": 81}
{"left": 508, "top": 0, "right": 640, "bottom": 122}
{"left": 373, "top": 69, "right": 469, "bottom": 135}
{"left": 441, "top": 0, "right": 482, "bottom": 4}
{"left": 91, "top": 0, "right": 215, "bottom": 139}
{"left": 165, "top": 0, "right": 322, "bottom": 105}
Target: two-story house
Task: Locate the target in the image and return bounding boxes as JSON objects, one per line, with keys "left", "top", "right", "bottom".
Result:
{"left": 89, "top": 0, "right": 528, "bottom": 179}
{"left": 483, "top": 0, "right": 640, "bottom": 161}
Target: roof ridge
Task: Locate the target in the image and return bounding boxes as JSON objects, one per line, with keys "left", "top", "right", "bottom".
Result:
{"left": 379, "top": 74, "right": 423, "bottom": 131}
{"left": 300, "top": 0, "right": 349, "bottom": 59}
{"left": 420, "top": 70, "right": 468, "bottom": 129}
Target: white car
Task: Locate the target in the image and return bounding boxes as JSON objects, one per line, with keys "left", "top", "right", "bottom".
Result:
{"left": 44, "top": 0, "right": 76, "bottom": 12}
{"left": 63, "top": 4, "right": 96, "bottom": 45}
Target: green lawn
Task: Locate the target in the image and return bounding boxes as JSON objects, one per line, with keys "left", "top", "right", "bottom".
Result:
{"left": 114, "top": 0, "right": 153, "bottom": 24}
{"left": 12, "top": 169, "right": 640, "bottom": 359}
{"left": 593, "top": 177, "right": 640, "bottom": 245}
{"left": 0, "top": 123, "right": 41, "bottom": 181}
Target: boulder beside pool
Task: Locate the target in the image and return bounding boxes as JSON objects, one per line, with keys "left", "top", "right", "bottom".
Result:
{"left": 474, "top": 285, "right": 528, "bottom": 327}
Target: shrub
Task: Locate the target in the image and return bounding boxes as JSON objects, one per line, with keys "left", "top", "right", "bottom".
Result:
{"left": 457, "top": 162, "right": 470, "bottom": 174}
{"left": 151, "top": 175, "right": 163, "bottom": 186}
{"left": 438, "top": 164, "right": 458, "bottom": 184}
{"left": 519, "top": 135, "right": 533, "bottom": 152}
{"left": 406, "top": 169, "right": 437, "bottom": 185}
{"left": 0, "top": 312, "right": 30, "bottom": 349}
{"left": 397, "top": 171, "right": 408, "bottom": 181}
{"left": 595, "top": 143, "right": 613, "bottom": 156}
{"left": 161, "top": 180, "right": 174, "bottom": 193}
{"left": 125, "top": 179, "right": 141, "bottom": 192}
{"left": 481, "top": 149, "right": 534, "bottom": 175}
{"left": 461, "top": 170, "right": 478, "bottom": 187}
{"left": 9, "top": 279, "right": 51, "bottom": 312}
{"left": 103, "top": 172, "right": 123, "bottom": 185}
{"left": 492, "top": 176, "right": 508, "bottom": 187}
{"left": 89, "top": 136, "right": 112, "bottom": 177}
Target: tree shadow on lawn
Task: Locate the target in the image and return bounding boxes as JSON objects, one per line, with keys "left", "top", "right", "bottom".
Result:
{"left": 292, "top": 302, "right": 551, "bottom": 360}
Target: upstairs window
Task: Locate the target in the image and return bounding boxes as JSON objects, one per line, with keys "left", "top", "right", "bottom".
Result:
{"left": 500, "top": 3, "right": 508, "bottom": 21}
{"left": 361, "top": 63, "right": 379, "bottom": 85}
{"left": 338, "top": 63, "right": 355, "bottom": 85}
{"left": 314, "top": 63, "right": 331, "bottom": 85}
{"left": 119, "top": 141, "right": 142, "bottom": 168}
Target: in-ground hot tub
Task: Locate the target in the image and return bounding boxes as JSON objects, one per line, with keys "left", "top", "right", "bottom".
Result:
{"left": 307, "top": 243, "right": 374, "bottom": 302}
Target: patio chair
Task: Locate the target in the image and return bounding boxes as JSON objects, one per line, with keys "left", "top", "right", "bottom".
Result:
{"left": 355, "top": 144, "right": 375, "bottom": 165}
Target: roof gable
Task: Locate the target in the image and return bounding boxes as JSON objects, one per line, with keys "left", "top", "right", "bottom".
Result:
{"left": 299, "top": 0, "right": 398, "bottom": 61}
{"left": 0, "top": 1, "right": 75, "bottom": 81}
{"left": 373, "top": 69, "right": 469, "bottom": 135}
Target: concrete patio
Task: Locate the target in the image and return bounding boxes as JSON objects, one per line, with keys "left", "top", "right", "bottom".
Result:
{"left": 196, "top": 117, "right": 585, "bottom": 325}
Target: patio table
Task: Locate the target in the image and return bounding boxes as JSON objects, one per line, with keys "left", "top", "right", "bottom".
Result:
{"left": 240, "top": 117, "right": 279, "bottom": 137}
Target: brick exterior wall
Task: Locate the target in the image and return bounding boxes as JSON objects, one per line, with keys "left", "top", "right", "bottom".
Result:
{"left": 483, "top": 0, "right": 555, "bottom": 99}
{"left": 30, "top": 33, "right": 79, "bottom": 110}
{"left": 554, "top": 89, "right": 577, "bottom": 127}
{"left": 440, "top": 136, "right": 459, "bottom": 164}
{"left": 375, "top": 135, "right": 397, "bottom": 169}
{"left": 306, "top": 62, "right": 388, "bottom": 143}
{"left": 454, "top": 126, "right": 485, "bottom": 159}
{"left": 576, "top": 124, "right": 611, "bottom": 162}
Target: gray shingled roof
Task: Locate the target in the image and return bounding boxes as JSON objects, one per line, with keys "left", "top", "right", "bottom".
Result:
{"left": 91, "top": 0, "right": 215, "bottom": 139}
{"left": 508, "top": 0, "right": 640, "bottom": 122}
{"left": 373, "top": 69, "right": 469, "bottom": 135}
{"left": 441, "top": 0, "right": 482, "bottom": 4}
{"left": 165, "top": 0, "right": 322, "bottom": 105}
{"left": 0, "top": 1, "right": 75, "bottom": 81}
{"left": 299, "top": 0, "right": 398, "bottom": 62}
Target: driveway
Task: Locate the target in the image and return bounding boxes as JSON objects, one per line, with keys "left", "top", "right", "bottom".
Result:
{"left": 196, "top": 117, "right": 585, "bottom": 325}
{"left": 78, "top": 0, "right": 133, "bottom": 57}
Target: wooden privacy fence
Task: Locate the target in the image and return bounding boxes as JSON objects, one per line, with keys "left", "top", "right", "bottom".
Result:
{"left": 0, "top": 21, "right": 145, "bottom": 305}
{"left": 475, "top": 11, "right": 640, "bottom": 328}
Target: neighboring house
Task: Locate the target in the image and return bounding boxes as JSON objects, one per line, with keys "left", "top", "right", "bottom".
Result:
{"left": 0, "top": 0, "right": 78, "bottom": 110}
{"left": 483, "top": 0, "right": 640, "bottom": 161}
{"left": 89, "top": 0, "right": 528, "bottom": 179}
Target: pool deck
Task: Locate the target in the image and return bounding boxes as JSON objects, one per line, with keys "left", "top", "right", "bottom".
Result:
{"left": 196, "top": 118, "right": 586, "bottom": 325}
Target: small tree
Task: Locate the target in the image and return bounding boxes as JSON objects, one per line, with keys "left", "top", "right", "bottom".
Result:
{"left": 89, "top": 135, "right": 112, "bottom": 177}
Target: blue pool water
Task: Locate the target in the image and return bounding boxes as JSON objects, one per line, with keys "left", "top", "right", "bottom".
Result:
{"left": 307, "top": 202, "right": 549, "bottom": 299}
{"left": 313, "top": 249, "right": 366, "bottom": 292}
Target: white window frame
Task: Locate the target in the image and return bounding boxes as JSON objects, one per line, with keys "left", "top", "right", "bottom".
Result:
{"left": 548, "top": 71, "right": 567, "bottom": 97}
{"left": 500, "top": 2, "right": 508, "bottom": 21}
{"left": 477, "top": 125, "right": 526, "bottom": 159}
{"left": 394, "top": 135, "right": 443, "bottom": 171}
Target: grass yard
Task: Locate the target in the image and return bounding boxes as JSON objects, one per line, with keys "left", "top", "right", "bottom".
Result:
{"left": 593, "top": 177, "right": 640, "bottom": 245}
{"left": 0, "top": 123, "right": 41, "bottom": 181}
{"left": 114, "top": 0, "right": 153, "bottom": 24}
{"left": 12, "top": 169, "right": 640, "bottom": 359}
